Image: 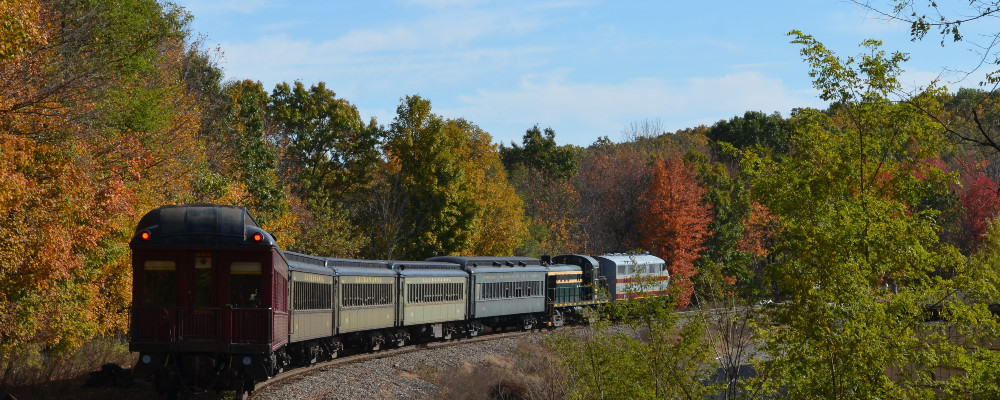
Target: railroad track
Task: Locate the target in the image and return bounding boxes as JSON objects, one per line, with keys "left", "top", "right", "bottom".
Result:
{"left": 248, "top": 329, "right": 533, "bottom": 399}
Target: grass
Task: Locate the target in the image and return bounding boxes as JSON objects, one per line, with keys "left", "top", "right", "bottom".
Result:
{"left": 428, "top": 339, "right": 568, "bottom": 400}
{"left": 0, "top": 335, "right": 137, "bottom": 399}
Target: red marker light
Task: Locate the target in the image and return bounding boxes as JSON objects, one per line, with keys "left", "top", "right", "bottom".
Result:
{"left": 253, "top": 233, "right": 262, "bottom": 242}
{"left": 141, "top": 231, "right": 150, "bottom": 240}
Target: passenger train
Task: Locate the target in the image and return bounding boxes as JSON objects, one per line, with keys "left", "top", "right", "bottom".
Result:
{"left": 128, "top": 204, "right": 668, "bottom": 398}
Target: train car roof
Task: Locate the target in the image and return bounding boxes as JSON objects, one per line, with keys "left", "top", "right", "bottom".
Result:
{"left": 546, "top": 264, "right": 582, "bottom": 273}
{"left": 326, "top": 257, "right": 391, "bottom": 268}
{"left": 282, "top": 251, "right": 333, "bottom": 275}
{"left": 390, "top": 261, "right": 462, "bottom": 270}
{"left": 398, "top": 268, "right": 469, "bottom": 278}
{"left": 426, "top": 256, "right": 542, "bottom": 267}
{"left": 392, "top": 260, "right": 467, "bottom": 277}
{"left": 426, "top": 256, "right": 547, "bottom": 274}
{"left": 552, "top": 254, "right": 601, "bottom": 269}
{"left": 596, "top": 253, "right": 666, "bottom": 265}
{"left": 130, "top": 204, "right": 276, "bottom": 248}
{"left": 326, "top": 258, "right": 397, "bottom": 277}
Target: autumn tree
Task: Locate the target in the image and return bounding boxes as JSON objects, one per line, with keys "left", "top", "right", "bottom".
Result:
{"left": 502, "top": 126, "right": 582, "bottom": 256}
{"left": 0, "top": 0, "right": 210, "bottom": 384}
{"left": 960, "top": 169, "right": 1000, "bottom": 250}
{"left": 638, "top": 155, "right": 713, "bottom": 308}
{"left": 574, "top": 145, "right": 652, "bottom": 254}
{"left": 382, "top": 95, "right": 527, "bottom": 259}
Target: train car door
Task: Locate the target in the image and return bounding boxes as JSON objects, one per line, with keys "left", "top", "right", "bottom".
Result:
{"left": 131, "top": 249, "right": 184, "bottom": 343}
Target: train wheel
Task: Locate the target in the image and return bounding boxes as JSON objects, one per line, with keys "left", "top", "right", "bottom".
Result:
{"left": 551, "top": 311, "right": 565, "bottom": 328}
{"left": 522, "top": 318, "right": 534, "bottom": 331}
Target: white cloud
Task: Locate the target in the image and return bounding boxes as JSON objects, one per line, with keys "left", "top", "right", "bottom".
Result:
{"left": 401, "top": 0, "right": 489, "bottom": 8}
{"left": 179, "top": 0, "right": 272, "bottom": 15}
{"left": 444, "top": 71, "right": 826, "bottom": 146}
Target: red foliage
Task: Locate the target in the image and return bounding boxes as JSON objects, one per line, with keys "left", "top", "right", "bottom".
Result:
{"left": 960, "top": 171, "right": 1000, "bottom": 249}
{"left": 638, "top": 156, "right": 713, "bottom": 307}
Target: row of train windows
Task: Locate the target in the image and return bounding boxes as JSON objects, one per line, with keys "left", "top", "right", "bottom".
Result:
{"left": 617, "top": 262, "right": 666, "bottom": 276}
{"left": 292, "top": 281, "right": 332, "bottom": 310}
{"left": 407, "top": 283, "right": 464, "bottom": 303}
{"left": 341, "top": 283, "right": 394, "bottom": 307}
{"left": 478, "top": 281, "right": 543, "bottom": 300}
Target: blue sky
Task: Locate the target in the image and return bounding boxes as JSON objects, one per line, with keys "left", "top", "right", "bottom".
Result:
{"left": 174, "top": 0, "right": 995, "bottom": 146}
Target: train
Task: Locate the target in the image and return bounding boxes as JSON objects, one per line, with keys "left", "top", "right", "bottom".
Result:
{"left": 128, "top": 204, "right": 668, "bottom": 398}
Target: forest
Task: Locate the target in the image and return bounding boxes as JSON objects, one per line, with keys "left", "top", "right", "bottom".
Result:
{"left": 2, "top": 0, "right": 1000, "bottom": 397}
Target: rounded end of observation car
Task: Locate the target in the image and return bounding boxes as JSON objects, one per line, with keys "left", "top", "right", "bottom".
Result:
{"left": 130, "top": 204, "right": 277, "bottom": 248}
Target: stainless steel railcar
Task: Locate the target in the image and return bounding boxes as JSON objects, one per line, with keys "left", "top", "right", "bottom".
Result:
{"left": 594, "top": 253, "right": 669, "bottom": 299}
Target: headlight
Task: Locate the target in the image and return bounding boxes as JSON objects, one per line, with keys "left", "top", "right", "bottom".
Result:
{"left": 142, "top": 355, "right": 152, "bottom": 364}
{"left": 242, "top": 356, "right": 252, "bottom": 366}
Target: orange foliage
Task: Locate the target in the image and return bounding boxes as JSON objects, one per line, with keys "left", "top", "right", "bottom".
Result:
{"left": 638, "top": 156, "right": 713, "bottom": 307}
{"left": 736, "top": 202, "right": 776, "bottom": 259}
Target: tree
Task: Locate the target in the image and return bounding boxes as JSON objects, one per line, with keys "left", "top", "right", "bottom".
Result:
{"left": 739, "top": 32, "right": 1000, "bottom": 398}
{"left": 508, "top": 165, "right": 582, "bottom": 257}
{"left": 383, "top": 95, "right": 527, "bottom": 259}
{"left": 198, "top": 80, "right": 295, "bottom": 239}
{"left": 638, "top": 156, "right": 713, "bottom": 308}
{"left": 707, "top": 111, "right": 792, "bottom": 155}
{"left": 453, "top": 119, "right": 529, "bottom": 256}
{"left": 853, "top": 0, "right": 1000, "bottom": 84}
{"left": 960, "top": 169, "right": 1000, "bottom": 250}
{"left": 500, "top": 125, "right": 578, "bottom": 180}
{"left": 574, "top": 145, "right": 652, "bottom": 254}
{"left": 269, "top": 81, "right": 381, "bottom": 208}
{"left": 0, "top": 0, "right": 209, "bottom": 383}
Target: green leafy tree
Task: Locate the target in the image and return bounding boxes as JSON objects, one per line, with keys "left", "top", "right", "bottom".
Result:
{"left": 196, "top": 80, "right": 295, "bottom": 240}
{"left": 742, "top": 32, "right": 1000, "bottom": 398}
{"left": 269, "top": 81, "right": 381, "bottom": 208}
{"left": 383, "top": 95, "right": 527, "bottom": 259}
{"left": 684, "top": 150, "right": 759, "bottom": 303}
{"left": 500, "top": 125, "right": 578, "bottom": 180}
{"left": 268, "top": 81, "right": 378, "bottom": 255}
{"left": 708, "top": 111, "right": 792, "bottom": 155}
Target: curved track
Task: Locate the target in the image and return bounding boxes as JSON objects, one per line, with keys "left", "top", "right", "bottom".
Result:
{"left": 248, "top": 329, "right": 533, "bottom": 399}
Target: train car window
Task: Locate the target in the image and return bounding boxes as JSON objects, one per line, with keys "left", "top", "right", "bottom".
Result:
{"left": 617, "top": 264, "right": 626, "bottom": 276}
{"left": 293, "top": 281, "right": 332, "bottom": 309}
{"left": 341, "top": 282, "right": 393, "bottom": 307}
{"left": 230, "top": 262, "right": 262, "bottom": 308}
{"left": 193, "top": 257, "right": 212, "bottom": 307}
{"left": 143, "top": 260, "right": 176, "bottom": 306}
